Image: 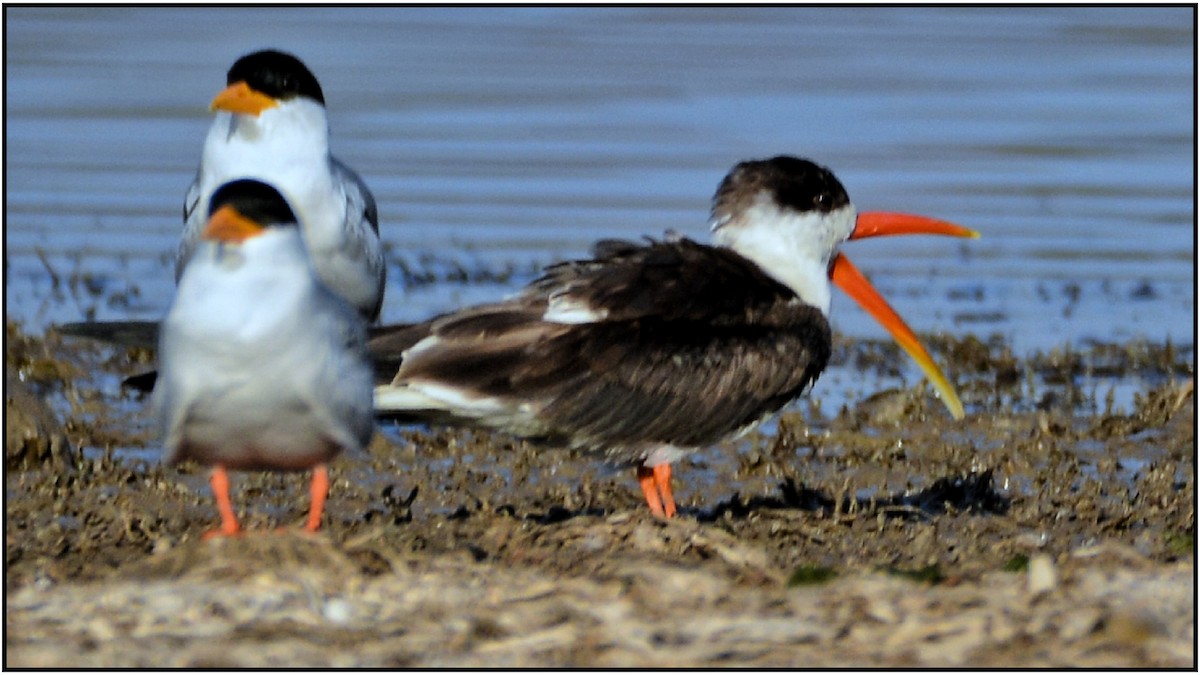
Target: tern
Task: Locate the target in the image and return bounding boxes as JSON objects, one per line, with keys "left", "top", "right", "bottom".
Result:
{"left": 156, "top": 178, "right": 375, "bottom": 537}
{"left": 180, "top": 49, "right": 385, "bottom": 320}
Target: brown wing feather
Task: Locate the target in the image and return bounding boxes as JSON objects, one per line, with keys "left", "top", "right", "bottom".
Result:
{"left": 380, "top": 238, "right": 832, "bottom": 454}
{"left": 541, "top": 302, "right": 831, "bottom": 450}
{"left": 399, "top": 305, "right": 573, "bottom": 395}
{"left": 366, "top": 321, "right": 435, "bottom": 383}
{"left": 529, "top": 237, "right": 798, "bottom": 323}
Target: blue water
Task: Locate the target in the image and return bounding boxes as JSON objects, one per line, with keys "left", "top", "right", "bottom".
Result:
{"left": 6, "top": 7, "right": 1195, "bottom": 361}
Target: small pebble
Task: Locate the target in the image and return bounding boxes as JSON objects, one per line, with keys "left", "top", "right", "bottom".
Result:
{"left": 1027, "top": 553, "right": 1058, "bottom": 595}
{"left": 323, "top": 598, "right": 353, "bottom": 624}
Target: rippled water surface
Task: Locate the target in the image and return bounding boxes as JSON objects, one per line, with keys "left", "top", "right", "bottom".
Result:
{"left": 6, "top": 7, "right": 1194, "bottom": 356}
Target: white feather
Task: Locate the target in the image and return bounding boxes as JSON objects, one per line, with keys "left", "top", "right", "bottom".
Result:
{"left": 374, "top": 381, "right": 550, "bottom": 437}
{"left": 711, "top": 192, "right": 856, "bottom": 316}
{"left": 375, "top": 382, "right": 508, "bottom": 417}
{"left": 543, "top": 290, "right": 608, "bottom": 324}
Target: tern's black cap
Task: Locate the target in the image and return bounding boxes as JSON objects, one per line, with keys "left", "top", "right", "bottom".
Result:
{"left": 226, "top": 49, "right": 325, "bottom": 105}
{"left": 209, "top": 179, "right": 299, "bottom": 228}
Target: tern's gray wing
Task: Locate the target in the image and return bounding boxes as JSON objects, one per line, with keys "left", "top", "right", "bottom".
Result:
{"left": 291, "top": 285, "right": 376, "bottom": 453}
{"left": 329, "top": 156, "right": 386, "bottom": 321}
{"left": 177, "top": 173, "right": 205, "bottom": 282}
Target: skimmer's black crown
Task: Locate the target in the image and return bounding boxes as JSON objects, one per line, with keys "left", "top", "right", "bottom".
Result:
{"left": 714, "top": 156, "right": 851, "bottom": 220}
{"left": 209, "top": 179, "right": 299, "bottom": 228}
{"left": 226, "top": 49, "right": 325, "bottom": 105}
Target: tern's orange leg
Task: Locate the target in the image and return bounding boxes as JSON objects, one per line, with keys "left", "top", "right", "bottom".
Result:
{"left": 303, "top": 464, "right": 330, "bottom": 533}
{"left": 203, "top": 465, "right": 241, "bottom": 540}
{"left": 636, "top": 463, "right": 677, "bottom": 519}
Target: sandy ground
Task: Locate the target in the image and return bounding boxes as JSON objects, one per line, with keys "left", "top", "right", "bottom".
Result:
{"left": 4, "top": 320, "right": 1195, "bottom": 667}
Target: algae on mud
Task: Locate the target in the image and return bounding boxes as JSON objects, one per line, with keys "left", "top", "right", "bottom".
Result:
{"left": 4, "top": 320, "right": 1195, "bottom": 667}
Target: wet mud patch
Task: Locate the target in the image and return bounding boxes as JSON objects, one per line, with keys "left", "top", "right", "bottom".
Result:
{"left": 4, "top": 320, "right": 1195, "bottom": 666}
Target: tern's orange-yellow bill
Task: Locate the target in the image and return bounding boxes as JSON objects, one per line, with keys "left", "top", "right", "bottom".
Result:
{"left": 210, "top": 81, "right": 278, "bottom": 116}
{"left": 203, "top": 204, "right": 264, "bottom": 243}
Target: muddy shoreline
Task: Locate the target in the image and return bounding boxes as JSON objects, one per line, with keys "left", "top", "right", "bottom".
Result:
{"left": 5, "top": 321, "right": 1194, "bottom": 667}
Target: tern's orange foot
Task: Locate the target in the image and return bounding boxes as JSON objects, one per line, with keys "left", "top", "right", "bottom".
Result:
{"left": 201, "top": 522, "right": 242, "bottom": 540}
